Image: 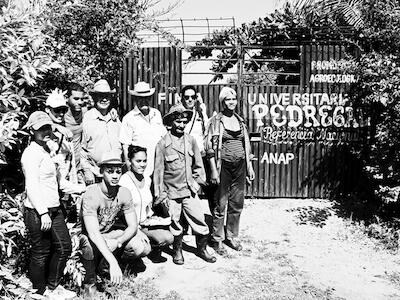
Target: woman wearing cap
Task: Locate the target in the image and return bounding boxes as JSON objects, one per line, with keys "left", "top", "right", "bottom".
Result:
{"left": 119, "top": 145, "right": 173, "bottom": 262}
{"left": 21, "top": 111, "right": 76, "bottom": 299}
{"left": 205, "top": 87, "right": 255, "bottom": 255}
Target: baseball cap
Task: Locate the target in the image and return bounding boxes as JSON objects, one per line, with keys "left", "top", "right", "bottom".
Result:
{"left": 23, "top": 111, "right": 53, "bottom": 130}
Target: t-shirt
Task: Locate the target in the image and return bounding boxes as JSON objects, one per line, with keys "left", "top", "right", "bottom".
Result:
{"left": 81, "top": 184, "right": 135, "bottom": 234}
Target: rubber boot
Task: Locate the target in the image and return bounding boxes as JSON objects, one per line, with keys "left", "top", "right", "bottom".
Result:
{"left": 172, "top": 235, "right": 184, "bottom": 265}
{"left": 196, "top": 235, "right": 217, "bottom": 263}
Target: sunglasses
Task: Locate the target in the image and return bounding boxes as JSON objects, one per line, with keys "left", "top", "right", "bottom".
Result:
{"left": 104, "top": 167, "right": 122, "bottom": 174}
{"left": 52, "top": 107, "right": 68, "bottom": 114}
{"left": 183, "top": 95, "right": 197, "bottom": 100}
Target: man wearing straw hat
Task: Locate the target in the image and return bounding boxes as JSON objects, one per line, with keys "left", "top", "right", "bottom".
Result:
{"left": 81, "top": 79, "right": 122, "bottom": 185}
{"left": 153, "top": 103, "right": 216, "bottom": 265}
{"left": 119, "top": 81, "right": 166, "bottom": 177}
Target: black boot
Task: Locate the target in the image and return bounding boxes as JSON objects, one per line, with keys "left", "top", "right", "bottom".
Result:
{"left": 196, "top": 235, "right": 216, "bottom": 263}
{"left": 148, "top": 246, "right": 167, "bottom": 263}
{"left": 172, "top": 235, "right": 184, "bottom": 265}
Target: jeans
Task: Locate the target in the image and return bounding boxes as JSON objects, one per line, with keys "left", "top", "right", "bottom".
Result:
{"left": 212, "top": 159, "right": 246, "bottom": 242}
{"left": 24, "top": 207, "right": 72, "bottom": 294}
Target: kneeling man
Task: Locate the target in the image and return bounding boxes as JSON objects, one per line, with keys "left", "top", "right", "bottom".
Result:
{"left": 80, "top": 151, "right": 140, "bottom": 287}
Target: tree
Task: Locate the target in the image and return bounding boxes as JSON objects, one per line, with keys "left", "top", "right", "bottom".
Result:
{"left": 187, "top": 0, "right": 363, "bottom": 84}
{"left": 0, "top": 6, "right": 58, "bottom": 172}
{"left": 42, "top": 0, "right": 179, "bottom": 88}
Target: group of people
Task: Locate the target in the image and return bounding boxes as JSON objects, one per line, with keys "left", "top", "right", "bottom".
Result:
{"left": 21, "top": 79, "right": 255, "bottom": 299}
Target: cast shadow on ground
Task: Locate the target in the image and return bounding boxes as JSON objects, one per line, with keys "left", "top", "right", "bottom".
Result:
{"left": 286, "top": 206, "right": 333, "bottom": 227}
{"left": 301, "top": 143, "right": 385, "bottom": 223}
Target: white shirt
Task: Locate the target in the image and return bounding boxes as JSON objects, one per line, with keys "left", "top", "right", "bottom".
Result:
{"left": 119, "top": 172, "right": 153, "bottom": 224}
{"left": 119, "top": 107, "right": 167, "bottom": 177}
{"left": 184, "top": 104, "right": 209, "bottom": 155}
{"left": 21, "top": 141, "right": 60, "bottom": 215}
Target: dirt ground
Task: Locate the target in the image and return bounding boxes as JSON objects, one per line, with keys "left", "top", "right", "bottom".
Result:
{"left": 133, "top": 198, "right": 400, "bottom": 300}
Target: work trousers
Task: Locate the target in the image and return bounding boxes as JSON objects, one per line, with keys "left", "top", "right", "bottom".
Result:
{"left": 141, "top": 226, "right": 174, "bottom": 247}
{"left": 212, "top": 159, "right": 246, "bottom": 242}
{"left": 24, "top": 207, "right": 72, "bottom": 295}
{"left": 169, "top": 194, "right": 209, "bottom": 236}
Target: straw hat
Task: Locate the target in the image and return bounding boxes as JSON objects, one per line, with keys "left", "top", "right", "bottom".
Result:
{"left": 89, "top": 79, "right": 116, "bottom": 95}
{"left": 128, "top": 81, "right": 155, "bottom": 97}
{"left": 98, "top": 151, "right": 123, "bottom": 167}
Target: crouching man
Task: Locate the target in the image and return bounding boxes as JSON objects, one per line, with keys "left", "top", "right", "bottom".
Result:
{"left": 80, "top": 151, "right": 140, "bottom": 291}
{"left": 153, "top": 103, "right": 216, "bottom": 265}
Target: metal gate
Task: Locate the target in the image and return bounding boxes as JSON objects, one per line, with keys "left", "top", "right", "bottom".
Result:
{"left": 119, "top": 44, "right": 363, "bottom": 198}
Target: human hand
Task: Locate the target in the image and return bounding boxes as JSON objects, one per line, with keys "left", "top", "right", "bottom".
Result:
{"left": 210, "top": 171, "right": 220, "bottom": 185}
{"left": 109, "top": 261, "right": 123, "bottom": 285}
{"left": 196, "top": 93, "right": 203, "bottom": 104}
{"left": 40, "top": 213, "right": 52, "bottom": 231}
{"left": 161, "top": 198, "right": 170, "bottom": 210}
{"left": 248, "top": 167, "right": 255, "bottom": 181}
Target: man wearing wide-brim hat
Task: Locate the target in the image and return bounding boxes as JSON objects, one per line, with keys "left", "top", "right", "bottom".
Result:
{"left": 81, "top": 79, "right": 122, "bottom": 185}
{"left": 153, "top": 103, "right": 217, "bottom": 265}
{"left": 80, "top": 151, "right": 139, "bottom": 294}
{"left": 119, "top": 81, "right": 166, "bottom": 177}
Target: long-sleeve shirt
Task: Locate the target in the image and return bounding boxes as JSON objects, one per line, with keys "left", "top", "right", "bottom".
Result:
{"left": 21, "top": 141, "right": 60, "bottom": 215}
{"left": 153, "top": 132, "right": 206, "bottom": 203}
{"left": 81, "top": 108, "right": 122, "bottom": 178}
{"left": 119, "top": 107, "right": 167, "bottom": 177}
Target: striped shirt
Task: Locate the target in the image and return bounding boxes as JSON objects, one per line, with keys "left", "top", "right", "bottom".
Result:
{"left": 221, "top": 123, "right": 245, "bottom": 162}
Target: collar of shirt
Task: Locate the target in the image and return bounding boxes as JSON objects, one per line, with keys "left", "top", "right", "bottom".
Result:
{"left": 131, "top": 106, "right": 158, "bottom": 122}
{"left": 164, "top": 132, "right": 188, "bottom": 155}
{"left": 92, "top": 108, "right": 113, "bottom": 122}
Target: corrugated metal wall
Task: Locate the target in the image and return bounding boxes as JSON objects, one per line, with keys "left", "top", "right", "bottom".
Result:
{"left": 120, "top": 44, "right": 354, "bottom": 198}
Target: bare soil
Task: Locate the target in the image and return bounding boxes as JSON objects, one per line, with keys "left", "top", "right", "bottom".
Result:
{"left": 134, "top": 198, "right": 400, "bottom": 300}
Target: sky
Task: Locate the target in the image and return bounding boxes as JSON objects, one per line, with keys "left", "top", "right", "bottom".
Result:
{"left": 145, "top": 0, "right": 286, "bottom": 84}
{"left": 165, "top": 0, "right": 283, "bottom": 25}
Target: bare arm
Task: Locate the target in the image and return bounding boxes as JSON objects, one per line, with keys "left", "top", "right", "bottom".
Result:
{"left": 84, "top": 215, "right": 119, "bottom": 265}
{"left": 116, "top": 210, "right": 138, "bottom": 245}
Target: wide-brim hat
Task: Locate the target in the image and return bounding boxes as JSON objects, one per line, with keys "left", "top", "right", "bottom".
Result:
{"left": 89, "top": 79, "right": 116, "bottom": 95}
{"left": 129, "top": 81, "right": 155, "bottom": 97}
{"left": 98, "top": 151, "right": 123, "bottom": 167}
{"left": 23, "top": 111, "right": 53, "bottom": 130}
{"left": 163, "top": 103, "right": 193, "bottom": 125}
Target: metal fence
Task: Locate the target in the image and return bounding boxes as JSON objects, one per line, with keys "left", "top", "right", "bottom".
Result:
{"left": 119, "top": 44, "right": 361, "bottom": 198}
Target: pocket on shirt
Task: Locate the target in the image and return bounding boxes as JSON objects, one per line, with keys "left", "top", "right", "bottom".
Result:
{"left": 165, "top": 153, "right": 182, "bottom": 171}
